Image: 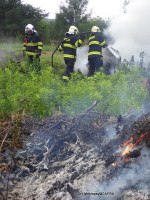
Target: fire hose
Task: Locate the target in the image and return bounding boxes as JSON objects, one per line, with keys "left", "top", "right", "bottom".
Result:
{"left": 51, "top": 32, "right": 91, "bottom": 68}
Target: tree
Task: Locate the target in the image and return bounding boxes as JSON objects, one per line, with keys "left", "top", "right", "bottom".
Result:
{"left": 53, "top": 0, "right": 90, "bottom": 40}
{"left": 0, "top": 0, "right": 48, "bottom": 37}
{"left": 60, "top": 0, "right": 90, "bottom": 25}
{"left": 36, "top": 20, "right": 51, "bottom": 44}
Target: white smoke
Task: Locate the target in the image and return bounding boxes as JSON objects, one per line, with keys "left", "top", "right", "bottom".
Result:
{"left": 74, "top": 45, "right": 121, "bottom": 76}
{"left": 83, "top": 147, "right": 150, "bottom": 200}
{"left": 107, "top": 0, "right": 150, "bottom": 67}
{"left": 74, "top": 45, "right": 89, "bottom": 76}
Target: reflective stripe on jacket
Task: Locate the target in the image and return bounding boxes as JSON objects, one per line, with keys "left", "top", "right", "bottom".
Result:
{"left": 88, "top": 32, "right": 107, "bottom": 58}
{"left": 23, "top": 32, "right": 43, "bottom": 56}
{"left": 58, "top": 34, "right": 83, "bottom": 60}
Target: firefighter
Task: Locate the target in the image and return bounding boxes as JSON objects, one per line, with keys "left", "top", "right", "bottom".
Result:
{"left": 23, "top": 24, "right": 43, "bottom": 71}
{"left": 88, "top": 26, "right": 108, "bottom": 77}
{"left": 58, "top": 26, "right": 85, "bottom": 81}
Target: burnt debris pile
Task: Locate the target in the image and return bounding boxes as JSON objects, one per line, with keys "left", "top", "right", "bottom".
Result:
{"left": 0, "top": 100, "right": 150, "bottom": 200}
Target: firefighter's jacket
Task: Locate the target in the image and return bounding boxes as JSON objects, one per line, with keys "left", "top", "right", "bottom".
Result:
{"left": 23, "top": 32, "right": 43, "bottom": 56}
{"left": 58, "top": 33, "right": 83, "bottom": 60}
{"left": 88, "top": 32, "right": 107, "bottom": 59}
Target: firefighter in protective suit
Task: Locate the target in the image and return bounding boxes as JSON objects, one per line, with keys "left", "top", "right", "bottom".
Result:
{"left": 88, "top": 26, "right": 108, "bottom": 76}
{"left": 23, "top": 24, "right": 43, "bottom": 71}
{"left": 58, "top": 26, "right": 85, "bottom": 81}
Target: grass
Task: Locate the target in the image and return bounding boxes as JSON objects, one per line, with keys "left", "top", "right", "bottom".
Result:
{"left": 0, "top": 40, "right": 22, "bottom": 56}
{"left": 0, "top": 40, "right": 62, "bottom": 58}
{"left": 42, "top": 44, "right": 57, "bottom": 52}
{"left": 0, "top": 40, "right": 64, "bottom": 69}
{"left": 0, "top": 41, "right": 148, "bottom": 120}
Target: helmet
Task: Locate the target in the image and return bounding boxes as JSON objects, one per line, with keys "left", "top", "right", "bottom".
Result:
{"left": 25, "top": 24, "right": 34, "bottom": 33}
{"left": 68, "top": 26, "right": 79, "bottom": 35}
{"left": 91, "top": 26, "right": 101, "bottom": 33}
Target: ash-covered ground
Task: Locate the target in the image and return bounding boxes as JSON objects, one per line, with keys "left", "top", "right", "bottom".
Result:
{"left": 0, "top": 98, "right": 150, "bottom": 200}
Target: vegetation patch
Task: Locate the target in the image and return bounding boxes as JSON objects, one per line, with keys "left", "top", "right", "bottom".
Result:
{"left": 0, "top": 59, "right": 148, "bottom": 120}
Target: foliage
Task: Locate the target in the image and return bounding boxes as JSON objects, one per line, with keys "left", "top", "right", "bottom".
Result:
{"left": 50, "top": 13, "right": 69, "bottom": 40}
{"left": 36, "top": 20, "right": 51, "bottom": 44}
{"left": 0, "top": 57, "right": 148, "bottom": 120}
{"left": 50, "top": 15, "right": 108, "bottom": 41}
{"left": 41, "top": 54, "right": 65, "bottom": 76}
{"left": 78, "top": 17, "right": 109, "bottom": 40}
{"left": 0, "top": 0, "right": 48, "bottom": 37}
{"left": 51, "top": 0, "right": 90, "bottom": 40}
{"left": 0, "top": 63, "right": 63, "bottom": 119}
{"left": 0, "top": 0, "right": 109, "bottom": 43}
{"left": 60, "top": 67, "right": 147, "bottom": 116}
{"left": 60, "top": 0, "right": 90, "bottom": 25}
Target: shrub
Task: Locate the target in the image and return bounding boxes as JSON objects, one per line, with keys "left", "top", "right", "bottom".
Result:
{"left": 0, "top": 58, "right": 148, "bottom": 119}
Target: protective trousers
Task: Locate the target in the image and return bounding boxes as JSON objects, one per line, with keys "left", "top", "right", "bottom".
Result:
{"left": 88, "top": 57, "right": 103, "bottom": 77}
{"left": 63, "top": 59, "right": 75, "bottom": 81}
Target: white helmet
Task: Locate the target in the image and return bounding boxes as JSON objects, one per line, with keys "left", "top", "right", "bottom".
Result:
{"left": 68, "top": 26, "right": 79, "bottom": 35}
{"left": 91, "top": 26, "right": 101, "bottom": 33}
{"left": 25, "top": 24, "right": 34, "bottom": 33}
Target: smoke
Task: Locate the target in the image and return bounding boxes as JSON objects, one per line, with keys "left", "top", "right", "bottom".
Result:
{"left": 83, "top": 147, "right": 150, "bottom": 200}
{"left": 0, "top": 38, "right": 20, "bottom": 66}
{"left": 74, "top": 45, "right": 89, "bottom": 76}
{"left": 104, "top": 124, "right": 118, "bottom": 141}
{"left": 0, "top": 49, "right": 9, "bottom": 66}
{"left": 74, "top": 45, "right": 121, "bottom": 76}
{"left": 107, "top": 0, "right": 150, "bottom": 67}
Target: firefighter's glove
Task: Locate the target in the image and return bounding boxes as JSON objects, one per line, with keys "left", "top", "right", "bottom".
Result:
{"left": 80, "top": 34, "right": 85, "bottom": 41}
{"left": 36, "top": 51, "right": 41, "bottom": 58}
